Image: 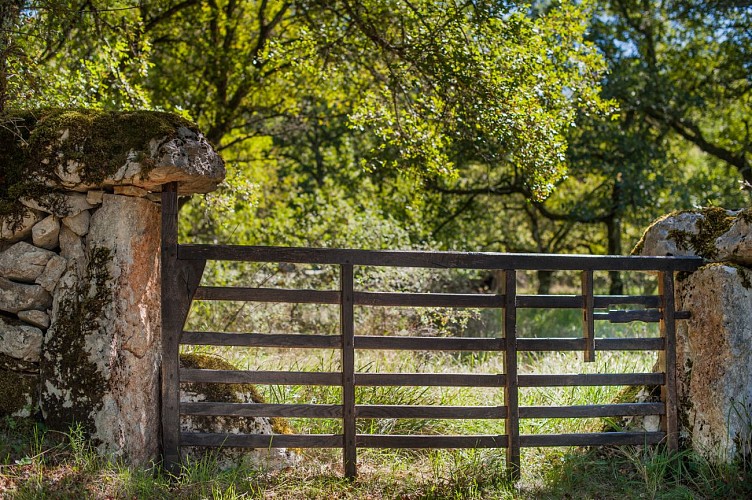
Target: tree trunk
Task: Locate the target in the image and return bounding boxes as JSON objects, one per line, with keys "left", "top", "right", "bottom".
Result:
{"left": 537, "top": 270, "right": 553, "bottom": 295}
{"left": 0, "top": 1, "right": 23, "bottom": 112}
{"left": 606, "top": 214, "right": 624, "bottom": 295}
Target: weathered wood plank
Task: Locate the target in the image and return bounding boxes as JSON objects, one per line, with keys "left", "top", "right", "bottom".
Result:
{"left": 519, "top": 403, "right": 665, "bottom": 419}
{"left": 355, "top": 291, "right": 503, "bottom": 308}
{"left": 593, "top": 310, "right": 662, "bottom": 323}
{"left": 582, "top": 270, "right": 595, "bottom": 363}
{"left": 356, "top": 435, "right": 508, "bottom": 448}
{"left": 518, "top": 373, "right": 665, "bottom": 387}
{"left": 180, "top": 331, "right": 341, "bottom": 348}
{"left": 355, "top": 373, "right": 506, "bottom": 387}
{"left": 516, "top": 337, "right": 664, "bottom": 352}
{"left": 161, "top": 182, "right": 181, "bottom": 473}
{"left": 355, "top": 336, "right": 504, "bottom": 351}
{"left": 355, "top": 405, "right": 507, "bottom": 419}
{"left": 520, "top": 432, "right": 665, "bottom": 447}
{"left": 503, "top": 270, "right": 521, "bottom": 479}
{"left": 194, "top": 287, "right": 339, "bottom": 304}
{"left": 517, "top": 295, "right": 663, "bottom": 309}
{"left": 180, "top": 433, "right": 343, "bottom": 448}
{"left": 178, "top": 244, "right": 703, "bottom": 271}
{"left": 660, "top": 271, "right": 679, "bottom": 452}
{"left": 180, "top": 369, "right": 342, "bottom": 386}
{"left": 341, "top": 264, "right": 357, "bottom": 479}
{"left": 180, "top": 402, "right": 343, "bottom": 418}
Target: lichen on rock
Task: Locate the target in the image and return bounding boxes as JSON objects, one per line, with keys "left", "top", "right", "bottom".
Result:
{"left": 635, "top": 207, "right": 752, "bottom": 264}
{"left": 40, "top": 246, "right": 112, "bottom": 435}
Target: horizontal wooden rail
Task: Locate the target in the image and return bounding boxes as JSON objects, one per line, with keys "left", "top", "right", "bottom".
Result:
{"left": 594, "top": 310, "right": 661, "bottom": 323}
{"left": 181, "top": 431, "right": 665, "bottom": 449}
{"left": 519, "top": 403, "right": 665, "bottom": 418}
{"left": 179, "top": 244, "right": 703, "bottom": 271}
{"left": 357, "top": 435, "right": 508, "bottom": 448}
{"left": 181, "top": 332, "right": 341, "bottom": 348}
{"left": 355, "top": 291, "right": 502, "bottom": 308}
{"left": 181, "top": 369, "right": 342, "bottom": 386}
{"left": 356, "top": 405, "right": 506, "bottom": 419}
{"left": 519, "top": 432, "right": 665, "bottom": 447}
{"left": 355, "top": 335, "right": 503, "bottom": 351}
{"left": 181, "top": 402, "right": 343, "bottom": 418}
{"left": 180, "top": 333, "right": 665, "bottom": 352}
{"left": 181, "top": 433, "right": 343, "bottom": 448}
{"left": 517, "top": 337, "right": 665, "bottom": 351}
{"left": 194, "top": 287, "right": 339, "bottom": 304}
{"left": 355, "top": 373, "right": 506, "bottom": 387}
{"left": 518, "top": 373, "right": 664, "bottom": 387}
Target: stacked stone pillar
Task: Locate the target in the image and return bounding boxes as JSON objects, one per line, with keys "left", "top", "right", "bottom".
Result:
{"left": 0, "top": 110, "right": 224, "bottom": 464}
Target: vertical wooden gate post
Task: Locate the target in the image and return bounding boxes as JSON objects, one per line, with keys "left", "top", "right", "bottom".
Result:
{"left": 659, "top": 271, "right": 679, "bottom": 452}
{"left": 161, "top": 182, "right": 207, "bottom": 473}
{"left": 161, "top": 182, "right": 182, "bottom": 472}
{"left": 581, "top": 270, "right": 595, "bottom": 363}
{"left": 341, "top": 264, "right": 357, "bottom": 479}
{"left": 503, "top": 270, "right": 520, "bottom": 480}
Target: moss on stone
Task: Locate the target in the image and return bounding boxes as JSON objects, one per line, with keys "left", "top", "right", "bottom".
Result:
{"left": 633, "top": 207, "right": 738, "bottom": 259}
{"left": 631, "top": 210, "right": 684, "bottom": 255}
{"left": 40, "top": 246, "right": 113, "bottom": 434}
{"left": 0, "top": 370, "right": 38, "bottom": 416}
{"left": 0, "top": 108, "right": 197, "bottom": 228}
{"left": 700, "top": 262, "right": 752, "bottom": 290}
{"left": 0, "top": 353, "right": 37, "bottom": 373}
{"left": 179, "top": 352, "right": 293, "bottom": 435}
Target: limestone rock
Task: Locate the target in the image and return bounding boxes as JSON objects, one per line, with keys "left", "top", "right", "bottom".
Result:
{"left": 0, "top": 370, "right": 39, "bottom": 417}
{"left": 0, "top": 208, "right": 43, "bottom": 243}
{"left": 62, "top": 210, "right": 91, "bottom": 236}
{"left": 59, "top": 226, "right": 86, "bottom": 264}
{"left": 675, "top": 264, "right": 752, "bottom": 461}
{"left": 42, "top": 193, "right": 162, "bottom": 465}
{"left": 636, "top": 208, "right": 752, "bottom": 265}
{"left": 0, "top": 241, "right": 57, "bottom": 282}
{"left": 113, "top": 185, "right": 148, "bottom": 198}
{"left": 86, "top": 190, "right": 104, "bottom": 205}
{"left": 0, "top": 316, "right": 44, "bottom": 362}
{"left": 32, "top": 215, "right": 61, "bottom": 249}
{"left": 636, "top": 211, "right": 706, "bottom": 257}
{"left": 22, "top": 193, "right": 93, "bottom": 218}
{"left": 106, "top": 126, "right": 225, "bottom": 194}
{"left": 179, "top": 353, "right": 297, "bottom": 469}
{"left": 0, "top": 277, "right": 52, "bottom": 313}
{"left": 35, "top": 254, "right": 68, "bottom": 292}
{"left": 18, "top": 309, "right": 51, "bottom": 329}
{"left": 715, "top": 215, "right": 752, "bottom": 266}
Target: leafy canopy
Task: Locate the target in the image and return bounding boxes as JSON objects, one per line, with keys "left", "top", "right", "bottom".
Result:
{"left": 3, "top": 0, "right": 609, "bottom": 201}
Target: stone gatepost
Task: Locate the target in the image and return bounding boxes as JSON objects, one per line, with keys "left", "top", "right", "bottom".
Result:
{"left": 0, "top": 110, "right": 224, "bottom": 464}
{"left": 637, "top": 208, "right": 752, "bottom": 462}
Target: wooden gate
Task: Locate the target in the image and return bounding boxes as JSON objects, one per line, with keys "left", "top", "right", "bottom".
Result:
{"left": 160, "top": 183, "right": 702, "bottom": 479}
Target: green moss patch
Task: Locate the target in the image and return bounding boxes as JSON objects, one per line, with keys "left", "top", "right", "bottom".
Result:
{"left": 672, "top": 208, "right": 735, "bottom": 259}
{"left": 0, "top": 370, "right": 38, "bottom": 416}
{"left": 0, "top": 108, "right": 196, "bottom": 229}
{"left": 179, "top": 353, "right": 292, "bottom": 435}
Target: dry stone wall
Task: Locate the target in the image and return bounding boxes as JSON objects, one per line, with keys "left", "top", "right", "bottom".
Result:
{"left": 0, "top": 109, "right": 225, "bottom": 465}
{"left": 638, "top": 208, "right": 752, "bottom": 462}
